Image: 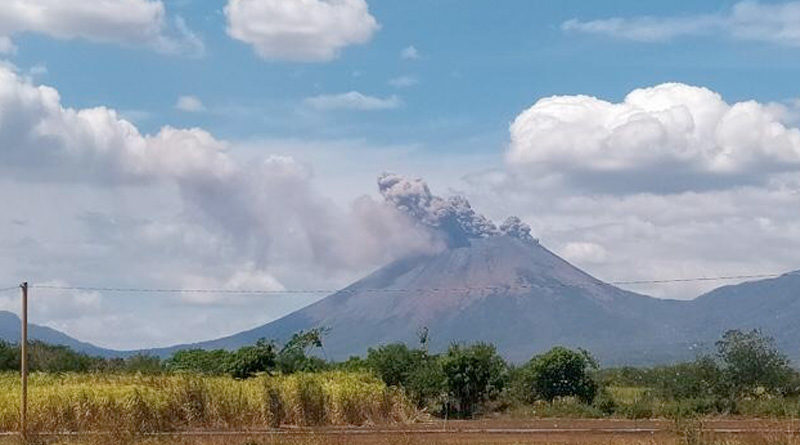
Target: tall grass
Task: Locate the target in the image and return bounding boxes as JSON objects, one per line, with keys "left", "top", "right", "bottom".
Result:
{"left": 0, "top": 371, "right": 413, "bottom": 434}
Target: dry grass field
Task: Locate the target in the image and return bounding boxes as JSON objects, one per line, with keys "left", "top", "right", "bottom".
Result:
{"left": 2, "top": 372, "right": 800, "bottom": 444}
{"left": 0, "top": 371, "right": 412, "bottom": 433}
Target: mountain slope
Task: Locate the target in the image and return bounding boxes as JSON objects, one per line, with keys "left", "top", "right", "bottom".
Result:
{"left": 158, "top": 236, "right": 693, "bottom": 364}
{"left": 685, "top": 271, "right": 800, "bottom": 356}
{"left": 0, "top": 311, "right": 113, "bottom": 356}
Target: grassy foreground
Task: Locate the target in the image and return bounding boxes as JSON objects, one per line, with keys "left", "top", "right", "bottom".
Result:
{"left": 0, "top": 371, "right": 413, "bottom": 433}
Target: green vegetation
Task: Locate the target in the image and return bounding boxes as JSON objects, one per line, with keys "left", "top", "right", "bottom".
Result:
{"left": 2, "top": 327, "right": 800, "bottom": 434}
{"left": 164, "top": 329, "right": 329, "bottom": 377}
{"left": 514, "top": 346, "right": 599, "bottom": 404}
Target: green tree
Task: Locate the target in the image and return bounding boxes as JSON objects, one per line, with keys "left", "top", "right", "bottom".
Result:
{"left": 715, "top": 329, "right": 796, "bottom": 397}
{"left": 440, "top": 343, "right": 507, "bottom": 417}
{"left": 521, "top": 346, "right": 599, "bottom": 403}
{"left": 229, "top": 339, "right": 277, "bottom": 379}
{"left": 276, "top": 328, "right": 329, "bottom": 374}
{"left": 365, "top": 343, "right": 425, "bottom": 387}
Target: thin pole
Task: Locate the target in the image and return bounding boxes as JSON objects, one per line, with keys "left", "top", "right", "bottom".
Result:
{"left": 20, "top": 282, "right": 27, "bottom": 441}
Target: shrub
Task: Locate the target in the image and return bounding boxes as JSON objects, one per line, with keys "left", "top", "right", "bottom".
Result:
{"left": 520, "top": 347, "right": 599, "bottom": 404}
{"left": 406, "top": 355, "right": 446, "bottom": 410}
{"left": 228, "top": 340, "right": 277, "bottom": 379}
{"left": 440, "top": 343, "right": 507, "bottom": 417}
{"left": 592, "top": 387, "right": 617, "bottom": 415}
{"left": 366, "top": 343, "right": 425, "bottom": 388}
{"left": 716, "top": 329, "right": 796, "bottom": 398}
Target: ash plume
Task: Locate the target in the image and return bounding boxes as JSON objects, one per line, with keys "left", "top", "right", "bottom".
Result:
{"left": 378, "top": 173, "right": 535, "bottom": 247}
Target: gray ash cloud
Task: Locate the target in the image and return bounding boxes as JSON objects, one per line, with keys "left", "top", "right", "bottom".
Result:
{"left": 378, "top": 173, "right": 536, "bottom": 246}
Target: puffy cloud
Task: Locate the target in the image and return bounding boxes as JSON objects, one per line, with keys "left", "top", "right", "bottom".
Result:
{"left": 507, "top": 83, "right": 800, "bottom": 193}
{"left": 562, "top": 1, "right": 800, "bottom": 47}
{"left": 0, "top": 0, "right": 203, "bottom": 56}
{"left": 175, "top": 95, "right": 205, "bottom": 112}
{"left": 0, "top": 67, "right": 232, "bottom": 183}
{"left": 304, "top": 91, "right": 401, "bottom": 111}
{"left": 224, "top": 0, "right": 379, "bottom": 62}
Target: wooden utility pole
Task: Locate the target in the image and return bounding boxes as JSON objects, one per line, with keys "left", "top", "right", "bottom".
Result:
{"left": 20, "top": 282, "right": 27, "bottom": 441}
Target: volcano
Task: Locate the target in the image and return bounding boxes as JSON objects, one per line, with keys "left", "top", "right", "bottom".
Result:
{"left": 5, "top": 174, "right": 797, "bottom": 365}
{"left": 156, "top": 174, "right": 697, "bottom": 364}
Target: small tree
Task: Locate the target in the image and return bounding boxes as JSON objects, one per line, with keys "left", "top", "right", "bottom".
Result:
{"left": 276, "top": 328, "right": 328, "bottom": 374}
{"left": 440, "top": 343, "right": 507, "bottom": 417}
{"left": 228, "top": 339, "right": 277, "bottom": 379}
{"left": 366, "top": 343, "right": 425, "bottom": 387}
{"left": 522, "top": 346, "right": 599, "bottom": 404}
{"left": 716, "top": 329, "right": 795, "bottom": 397}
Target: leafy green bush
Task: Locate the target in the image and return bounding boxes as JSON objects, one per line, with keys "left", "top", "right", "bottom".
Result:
{"left": 716, "top": 329, "right": 796, "bottom": 397}
{"left": 365, "top": 343, "right": 425, "bottom": 388}
{"left": 440, "top": 342, "right": 507, "bottom": 417}
{"left": 228, "top": 339, "right": 277, "bottom": 379}
{"left": 518, "top": 347, "right": 599, "bottom": 404}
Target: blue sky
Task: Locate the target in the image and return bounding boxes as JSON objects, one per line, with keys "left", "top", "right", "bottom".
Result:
{"left": 2, "top": 0, "right": 800, "bottom": 348}
{"left": 12, "top": 0, "right": 800, "bottom": 150}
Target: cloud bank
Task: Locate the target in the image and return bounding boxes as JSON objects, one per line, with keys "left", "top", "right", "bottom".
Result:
{"left": 562, "top": 1, "right": 800, "bottom": 47}
{"left": 224, "top": 0, "right": 379, "bottom": 62}
{"left": 0, "top": 0, "right": 203, "bottom": 56}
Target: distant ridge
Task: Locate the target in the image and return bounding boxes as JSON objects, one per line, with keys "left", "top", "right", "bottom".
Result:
{"left": 0, "top": 311, "right": 114, "bottom": 356}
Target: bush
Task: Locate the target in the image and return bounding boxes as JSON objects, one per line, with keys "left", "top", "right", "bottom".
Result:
{"left": 366, "top": 343, "right": 425, "bottom": 388}
{"left": 228, "top": 340, "right": 276, "bottom": 379}
{"left": 440, "top": 343, "right": 507, "bottom": 417}
{"left": 592, "top": 388, "right": 617, "bottom": 415}
{"left": 716, "top": 329, "right": 796, "bottom": 397}
{"left": 519, "top": 347, "right": 599, "bottom": 404}
{"left": 652, "top": 356, "right": 722, "bottom": 401}
{"left": 165, "top": 349, "right": 233, "bottom": 375}
{"left": 406, "top": 355, "right": 446, "bottom": 410}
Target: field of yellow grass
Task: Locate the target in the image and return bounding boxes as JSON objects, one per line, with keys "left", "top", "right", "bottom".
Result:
{"left": 0, "top": 371, "right": 413, "bottom": 434}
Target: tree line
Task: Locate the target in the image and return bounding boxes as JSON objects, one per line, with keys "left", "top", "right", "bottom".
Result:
{"left": 2, "top": 328, "right": 798, "bottom": 418}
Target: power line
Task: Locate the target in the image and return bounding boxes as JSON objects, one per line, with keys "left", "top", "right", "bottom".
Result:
{"left": 608, "top": 273, "right": 782, "bottom": 285}
{"left": 17, "top": 272, "right": 785, "bottom": 295}
{"left": 0, "top": 286, "right": 20, "bottom": 294}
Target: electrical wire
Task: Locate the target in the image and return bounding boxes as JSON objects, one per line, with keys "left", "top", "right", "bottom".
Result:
{"left": 0, "top": 285, "right": 20, "bottom": 294}
{"left": 19, "top": 272, "right": 786, "bottom": 295}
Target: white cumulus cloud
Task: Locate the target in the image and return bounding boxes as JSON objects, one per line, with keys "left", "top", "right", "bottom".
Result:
{"left": 507, "top": 82, "right": 800, "bottom": 193}
{"left": 224, "top": 0, "right": 379, "bottom": 62}
{"left": 0, "top": 0, "right": 203, "bottom": 56}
